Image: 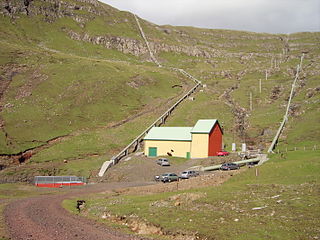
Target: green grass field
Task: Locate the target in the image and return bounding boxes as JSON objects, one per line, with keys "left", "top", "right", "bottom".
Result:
{"left": 67, "top": 150, "right": 319, "bottom": 239}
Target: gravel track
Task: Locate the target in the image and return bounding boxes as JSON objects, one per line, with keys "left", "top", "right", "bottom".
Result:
{"left": 4, "top": 182, "right": 151, "bottom": 240}
{"left": 4, "top": 170, "right": 241, "bottom": 240}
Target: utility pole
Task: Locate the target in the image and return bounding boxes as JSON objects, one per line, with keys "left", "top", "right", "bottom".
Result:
{"left": 259, "top": 79, "right": 262, "bottom": 94}
{"left": 299, "top": 53, "right": 304, "bottom": 71}
{"left": 265, "top": 70, "right": 268, "bottom": 81}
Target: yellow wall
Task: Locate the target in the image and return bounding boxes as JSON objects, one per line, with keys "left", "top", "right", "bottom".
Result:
{"left": 144, "top": 140, "right": 191, "bottom": 158}
{"left": 191, "top": 133, "right": 209, "bottom": 158}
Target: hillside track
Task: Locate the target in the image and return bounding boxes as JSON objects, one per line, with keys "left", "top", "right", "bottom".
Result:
{"left": 4, "top": 182, "right": 151, "bottom": 240}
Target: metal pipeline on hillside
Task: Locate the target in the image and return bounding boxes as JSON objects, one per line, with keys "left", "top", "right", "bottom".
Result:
{"left": 98, "top": 14, "right": 203, "bottom": 177}
{"left": 267, "top": 54, "right": 304, "bottom": 153}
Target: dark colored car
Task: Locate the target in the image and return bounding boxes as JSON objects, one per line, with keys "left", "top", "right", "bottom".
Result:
{"left": 220, "top": 163, "right": 240, "bottom": 171}
{"left": 247, "top": 161, "right": 258, "bottom": 167}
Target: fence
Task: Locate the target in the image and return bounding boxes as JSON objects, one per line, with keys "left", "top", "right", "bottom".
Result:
{"left": 34, "top": 176, "right": 86, "bottom": 188}
{"left": 273, "top": 145, "right": 318, "bottom": 154}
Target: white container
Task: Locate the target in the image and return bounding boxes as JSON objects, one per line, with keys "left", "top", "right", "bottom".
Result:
{"left": 232, "top": 143, "right": 236, "bottom": 152}
{"left": 242, "top": 143, "right": 246, "bottom": 152}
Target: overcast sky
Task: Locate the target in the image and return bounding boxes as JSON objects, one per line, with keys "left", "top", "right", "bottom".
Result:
{"left": 99, "top": 0, "right": 319, "bottom": 34}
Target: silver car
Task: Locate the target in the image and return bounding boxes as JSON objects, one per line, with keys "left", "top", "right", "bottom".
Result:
{"left": 160, "top": 173, "right": 179, "bottom": 183}
{"left": 156, "top": 158, "right": 170, "bottom": 166}
{"left": 180, "top": 170, "right": 199, "bottom": 179}
{"left": 154, "top": 173, "right": 178, "bottom": 182}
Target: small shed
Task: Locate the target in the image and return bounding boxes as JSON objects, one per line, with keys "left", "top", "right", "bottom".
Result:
{"left": 144, "top": 119, "right": 223, "bottom": 158}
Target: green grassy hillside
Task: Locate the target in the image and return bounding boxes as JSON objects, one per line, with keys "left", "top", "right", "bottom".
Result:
{"left": 0, "top": 0, "right": 319, "bottom": 181}
{"left": 72, "top": 150, "right": 319, "bottom": 240}
{"left": 0, "top": 0, "right": 193, "bottom": 179}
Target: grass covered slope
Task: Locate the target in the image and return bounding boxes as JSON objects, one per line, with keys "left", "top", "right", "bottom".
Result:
{"left": 0, "top": 43, "right": 184, "bottom": 153}
{"left": 0, "top": 0, "right": 192, "bottom": 179}
{"left": 0, "top": 39, "right": 189, "bottom": 178}
{"left": 0, "top": 0, "right": 319, "bottom": 181}
{"left": 139, "top": 21, "right": 320, "bottom": 150}
{"left": 71, "top": 150, "right": 320, "bottom": 240}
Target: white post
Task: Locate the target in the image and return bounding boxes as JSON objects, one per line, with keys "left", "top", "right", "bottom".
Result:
{"left": 242, "top": 143, "right": 246, "bottom": 152}
{"left": 250, "top": 92, "right": 253, "bottom": 111}
{"left": 259, "top": 79, "right": 262, "bottom": 94}
{"left": 232, "top": 143, "right": 236, "bottom": 152}
{"left": 299, "top": 53, "right": 304, "bottom": 71}
{"left": 265, "top": 70, "right": 268, "bottom": 81}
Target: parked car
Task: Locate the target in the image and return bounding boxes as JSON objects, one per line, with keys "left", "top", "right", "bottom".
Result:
{"left": 154, "top": 174, "right": 163, "bottom": 181}
{"left": 217, "top": 151, "right": 230, "bottom": 156}
{"left": 159, "top": 173, "right": 179, "bottom": 183}
{"left": 247, "top": 161, "right": 258, "bottom": 167}
{"left": 220, "top": 162, "right": 240, "bottom": 171}
{"left": 154, "top": 173, "right": 176, "bottom": 182}
{"left": 156, "top": 158, "right": 170, "bottom": 166}
{"left": 180, "top": 170, "right": 199, "bottom": 179}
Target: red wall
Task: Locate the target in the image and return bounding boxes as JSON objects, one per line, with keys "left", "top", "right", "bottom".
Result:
{"left": 208, "top": 123, "right": 223, "bottom": 156}
{"left": 35, "top": 182, "right": 85, "bottom": 188}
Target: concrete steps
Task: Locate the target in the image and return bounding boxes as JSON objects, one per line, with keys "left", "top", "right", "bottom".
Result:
{"left": 98, "top": 160, "right": 113, "bottom": 177}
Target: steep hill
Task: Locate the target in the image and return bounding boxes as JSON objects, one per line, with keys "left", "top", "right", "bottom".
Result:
{"left": 0, "top": 0, "right": 319, "bottom": 182}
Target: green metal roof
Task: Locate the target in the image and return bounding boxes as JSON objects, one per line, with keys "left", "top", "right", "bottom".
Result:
{"left": 144, "top": 127, "right": 192, "bottom": 141}
{"left": 191, "top": 119, "right": 218, "bottom": 133}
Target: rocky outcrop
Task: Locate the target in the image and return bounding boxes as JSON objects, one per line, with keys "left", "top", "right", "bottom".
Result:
{"left": 1, "top": 0, "right": 101, "bottom": 22}
{"left": 67, "top": 30, "right": 149, "bottom": 56}
{"left": 270, "top": 86, "right": 283, "bottom": 101}
{"left": 67, "top": 30, "right": 216, "bottom": 58}
{"left": 75, "top": 0, "right": 99, "bottom": 6}
{"left": 306, "top": 87, "right": 320, "bottom": 98}
{"left": 1, "top": 1, "right": 295, "bottom": 59}
{"left": 150, "top": 42, "right": 214, "bottom": 58}
{"left": 220, "top": 86, "right": 249, "bottom": 138}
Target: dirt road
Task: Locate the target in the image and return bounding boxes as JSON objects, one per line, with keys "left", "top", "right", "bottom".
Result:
{"left": 4, "top": 182, "right": 151, "bottom": 240}
{"left": 4, "top": 168, "right": 241, "bottom": 240}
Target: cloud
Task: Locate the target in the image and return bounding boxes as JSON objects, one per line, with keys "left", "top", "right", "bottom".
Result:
{"left": 99, "top": 0, "right": 320, "bottom": 33}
